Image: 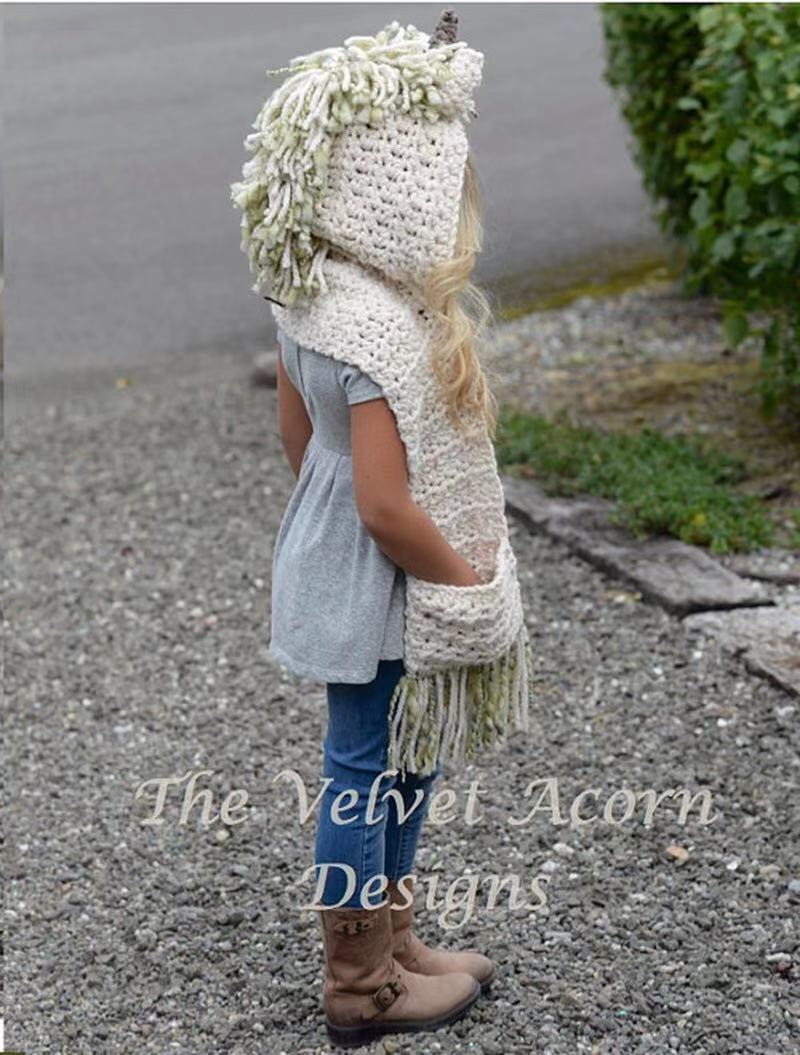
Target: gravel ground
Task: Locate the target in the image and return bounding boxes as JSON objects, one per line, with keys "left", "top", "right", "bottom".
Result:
{"left": 6, "top": 347, "right": 800, "bottom": 1055}
{"left": 488, "top": 282, "right": 755, "bottom": 392}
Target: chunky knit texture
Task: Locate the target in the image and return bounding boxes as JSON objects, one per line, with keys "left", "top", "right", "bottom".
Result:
{"left": 273, "top": 255, "right": 534, "bottom": 776}
{"left": 313, "top": 108, "right": 472, "bottom": 295}
{"left": 234, "top": 18, "right": 535, "bottom": 775}
{"left": 230, "top": 21, "right": 482, "bottom": 303}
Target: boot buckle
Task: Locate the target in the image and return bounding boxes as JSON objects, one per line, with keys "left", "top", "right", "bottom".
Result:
{"left": 372, "top": 978, "right": 404, "bottom": 1012}
{"left": 333, "top": 917, "right": 376, "bottom": 936}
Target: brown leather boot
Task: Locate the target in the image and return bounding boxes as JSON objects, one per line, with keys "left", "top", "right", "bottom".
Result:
{"left": 387, "top": 879, "right": 496, "bottom": 991}
{"left": 319, "top": 901, "right": 480, "bottom": 1048}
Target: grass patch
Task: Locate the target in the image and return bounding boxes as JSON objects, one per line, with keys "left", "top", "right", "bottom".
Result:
{"left": 495, "top": 409, "right": 775, "bottom": 554}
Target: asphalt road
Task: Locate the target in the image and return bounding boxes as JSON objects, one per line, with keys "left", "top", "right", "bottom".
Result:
{"left": 5, "top": 3, "right": 659, "bottom": 388}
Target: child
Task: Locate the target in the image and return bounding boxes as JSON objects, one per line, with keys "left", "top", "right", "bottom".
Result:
{"left": 232, "top": 12, "right": 534, "bottom": 1047}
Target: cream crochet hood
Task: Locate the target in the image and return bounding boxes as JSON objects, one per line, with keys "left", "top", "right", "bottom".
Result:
{"left": 231, "top": 14, "right": 483, "bottom": 302}
{"left": 232, "top": 13, "right": 534, "bottom": 775}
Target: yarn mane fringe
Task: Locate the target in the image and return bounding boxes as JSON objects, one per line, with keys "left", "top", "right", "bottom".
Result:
{"left": 387, "top": 622, "right": 535, "bottom": 778}
{"left": 230, "top": 21, "right": 473, "bottom": 305}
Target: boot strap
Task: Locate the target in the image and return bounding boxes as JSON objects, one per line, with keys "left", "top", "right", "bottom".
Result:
{"left": 371, "top": 977, "right": 405, "bottom": 1014}
{"left": 331, "top": 916, "right": 378, "bottom": 936}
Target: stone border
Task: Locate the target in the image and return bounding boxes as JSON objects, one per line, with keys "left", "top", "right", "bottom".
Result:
{"left": 502, "top": 474, "right": 799, "bottom": 698}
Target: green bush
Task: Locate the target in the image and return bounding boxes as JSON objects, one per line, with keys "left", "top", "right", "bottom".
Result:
{"left": 602, "top": 3, "right": 800, "bottom": 417}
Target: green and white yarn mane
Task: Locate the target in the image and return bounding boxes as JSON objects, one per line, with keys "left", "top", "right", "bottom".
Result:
{"left": 230, "top": 21, "right": 474, "bottom": 304}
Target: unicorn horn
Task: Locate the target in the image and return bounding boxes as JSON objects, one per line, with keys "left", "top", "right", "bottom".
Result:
{"left": 429, "top": 9, "right": 458, "bottom": 47}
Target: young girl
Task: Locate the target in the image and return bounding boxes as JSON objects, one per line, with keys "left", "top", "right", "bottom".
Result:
{"left": 232, "top": 13, "right": 534, "bottom": 1047}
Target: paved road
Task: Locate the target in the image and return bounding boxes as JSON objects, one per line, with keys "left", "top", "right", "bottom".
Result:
{"left": 5, "top": 3, "right": 659, "bottom": 387}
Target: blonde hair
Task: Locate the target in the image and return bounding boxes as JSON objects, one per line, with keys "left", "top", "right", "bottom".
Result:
{"left": 420, "top": 153, "right": 498, "bottom": 440}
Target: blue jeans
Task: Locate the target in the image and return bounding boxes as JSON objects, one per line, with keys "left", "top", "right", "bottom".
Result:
{"left": 314, "top": 658, "right": 442, "bottom": 908}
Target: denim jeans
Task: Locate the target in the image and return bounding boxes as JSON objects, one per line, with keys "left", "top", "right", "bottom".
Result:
{"left": 314, "top": 657, "right": 442, "bottom": 908}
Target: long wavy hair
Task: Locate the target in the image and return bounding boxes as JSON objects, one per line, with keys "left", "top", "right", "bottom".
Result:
{"left": 420, "top": 153, "right": 498, "bottom": 440}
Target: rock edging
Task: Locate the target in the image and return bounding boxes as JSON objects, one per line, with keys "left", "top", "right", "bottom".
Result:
{"left": 502, "top": 474, "right": 799, "bottom": 698}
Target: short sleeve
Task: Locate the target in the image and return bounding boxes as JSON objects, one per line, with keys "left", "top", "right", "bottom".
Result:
{"left": 339, "top": 361, "right": 385, "bottom": 405}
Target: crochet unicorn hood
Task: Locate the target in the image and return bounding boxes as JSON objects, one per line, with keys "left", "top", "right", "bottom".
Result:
{"left": 230, "top": 13, "right": 484, "bottom": 303}
{"left": 233, "top": 13, "right": 535, "bottom": 777}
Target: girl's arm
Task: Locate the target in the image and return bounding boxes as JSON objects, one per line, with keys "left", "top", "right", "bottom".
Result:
{"left": 351, "top": 398, "right": 483, "bottom": 587}
{"left": 276, "top": 346, "right": 313, "bottom": 478}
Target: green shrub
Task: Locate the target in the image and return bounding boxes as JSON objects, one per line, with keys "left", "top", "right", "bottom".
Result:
{"left": 495, "top": 409, "right": 775, "bottom": 554}
{"left": 602, "top": 3, "right": 800, "bottom": 417}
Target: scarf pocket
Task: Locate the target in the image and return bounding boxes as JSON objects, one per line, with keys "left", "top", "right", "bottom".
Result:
{"left": 403, "top": 534, "right": 524, "bottom": 673}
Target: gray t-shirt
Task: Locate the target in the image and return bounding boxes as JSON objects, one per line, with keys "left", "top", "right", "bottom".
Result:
{"left": 268, "top": 325, "right": 406, "bottom": 684}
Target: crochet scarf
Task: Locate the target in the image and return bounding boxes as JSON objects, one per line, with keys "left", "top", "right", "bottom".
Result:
{"left": 232, "top": 18, "right": 534, "bottom": 776}
{"left": 272, "top": 255, "right": 534, "bottom": 777}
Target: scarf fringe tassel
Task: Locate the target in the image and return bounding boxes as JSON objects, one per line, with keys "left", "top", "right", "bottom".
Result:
{"left": 387, "top": 621, "right": 534, "bottom": 778}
